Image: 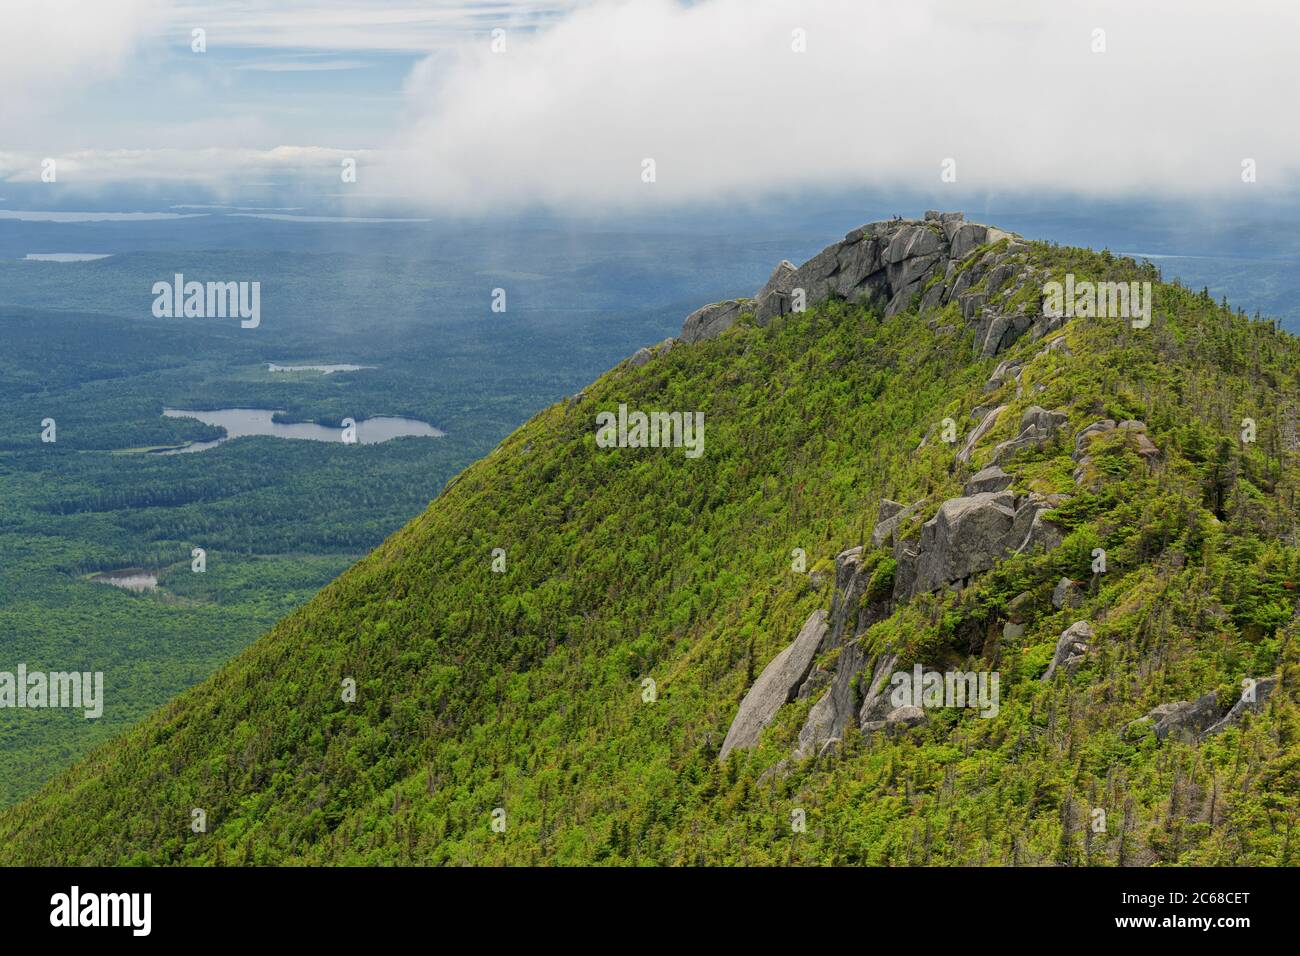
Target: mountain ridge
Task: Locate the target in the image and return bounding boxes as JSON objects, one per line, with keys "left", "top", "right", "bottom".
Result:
{"left": 2, "top": 212, "right": 1298, "bottom": 866}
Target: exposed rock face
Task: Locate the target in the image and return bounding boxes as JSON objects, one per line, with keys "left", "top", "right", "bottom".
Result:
{"left": 861, "top": 702, "right": 928, "bottom": 739}
{"left": 753, "top": 260, "right": 799, "bottom": 323}
{"left": 1202, "top": 677, "right": 1278, "bottom": 738}
{"left": 964, "top": 465, "right": 1013, "bottom": 495}
{"left": 856, "top": 651, "right": 901, "bottom": 726}
{"left": 991, "top": 406, "right": 1069, "bottom": 465}
{"left": 1125, "top": 702, "right": 1186, "bottom": 739}
{"left": 794, "top": 641, "right": 865, "bottom": 760}
{"left": 956, "top": 405, "right": 1007, "bottom": 465}
{"left": 680, "top": 299, "right": 750, "bottom": 345}
{"left": 626, "top": 338, "right": 675, "bottom": 368}
{"left": 720, "top": 610, "right": 828, "bottom": 760}
{"left": 1073, "top": 420, "right": 1117, "bottom": 458}
{"left": 885, "top": 705, "right": 927, "bottom": 728}
{"left": 794, "top": 551, "right": 898, "bottom": 759}
{"left": 1072, "top": 418, "right": 1157, "bottom": 487}
{"left": 1007, "top": 493, "right": 1065, "bottom": 555}
{"left": 1052, "top": 577, "right": 1082, "bottom": 610}
{"left": 1127, "top": 677, "right": 1278, "bottom": 743}
{"left": 1142, "top": 694, "right": 1221, "bottom": 742}
{"left": 985, "top": 358, "right": 1022, "bottom": 393}
{"left": 890, "top": 483, "right": 1065, "bottom": 601}
{"left": 678, "top": 213, "right": 1051, "bottom": 359}
{"left": 795, "top": 665, "right": 832, "bottom": 701}
{"left": 871, "top": 498, "right": 924, "bottom": 548}
{"left": 1042, "top": 621, "right": 1092, "bottom": 681}
{"left": 877, "top": 500, "right": 905, "bottom": 521}
{"left": 825, "top": 547, "right": 870, "bottom": 652}
{"left": 1006, "top": 590, "right": 1034, "bottom": 623}
{"left": 895, "top": 491, "right": 1017, "bottom": 599}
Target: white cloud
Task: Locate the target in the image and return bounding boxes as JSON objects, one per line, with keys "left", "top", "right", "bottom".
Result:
{"left": 164, "top": 1, "right": 586, "bottom": 51}
{"left": 389, "top": 0, "right": 1300, "bottom": 211}
{"left": 0, "top": 145, "right": 380, "bottom": 193}
{"left": 4, "top": 0, "right": 1298, "bottom": 211}
{"left": 0, "top": 0, "right": 161, "bottom": 139}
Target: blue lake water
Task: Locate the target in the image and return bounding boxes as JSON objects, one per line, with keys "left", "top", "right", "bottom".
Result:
{"left": 158, "top": 407, "right": 444, "bottom": 454}
{"left": 267, "top": 363, "right": 373, "bottom": 374}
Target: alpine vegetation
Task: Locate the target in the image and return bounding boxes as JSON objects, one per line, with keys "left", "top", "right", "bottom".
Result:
{"left": 595, "top": 403, "right": 704, "bottom": 458}
{"left": 2, "top": 213, "right": 1298, "bottom": 869}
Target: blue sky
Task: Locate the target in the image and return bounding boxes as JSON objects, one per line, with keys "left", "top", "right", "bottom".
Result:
{"left": 3, "top": 1, "right": 1298, "bottom": 215}
{"left": 5, "top": 1, "right": 579, "bottom": 153}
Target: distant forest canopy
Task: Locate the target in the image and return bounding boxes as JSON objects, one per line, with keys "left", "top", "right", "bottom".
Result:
{"left": 2, "top": 234, "right": 1297, "bottom": 865}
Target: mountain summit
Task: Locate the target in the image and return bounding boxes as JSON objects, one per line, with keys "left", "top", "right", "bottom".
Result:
{"left": 2, "top": 213, "right": 1297, "bottom": 866}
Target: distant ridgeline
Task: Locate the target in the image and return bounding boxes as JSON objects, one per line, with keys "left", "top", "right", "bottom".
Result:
{"left": 3, "top": 212, "right": 1298, "bottom": 866}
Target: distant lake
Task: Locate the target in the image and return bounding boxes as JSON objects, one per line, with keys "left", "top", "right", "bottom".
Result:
{"left": 267, "top": 363, "right": 373, "bottom": 374}
{"left": 228, "top": 213, "right": 432, "bottom": 223}
{"left": 90, "top": 570, "right": 158, "bottom": 592}
{"left": 158, "top": 407, "right": 444, "bottom": 454}
{"left": 23, "top": 253, "right": 114, "bottom": 262}
{"left": 0, "top": 210, "right": 203, "bottom": 222}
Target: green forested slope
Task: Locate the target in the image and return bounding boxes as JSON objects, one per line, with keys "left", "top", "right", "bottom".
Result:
{"left": 2, "top": 235, "right": 1298, "bottom": 865}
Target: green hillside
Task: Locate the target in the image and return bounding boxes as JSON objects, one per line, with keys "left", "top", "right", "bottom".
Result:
{"left": 2, "top": 215, "right": 1297, "bottom": 866}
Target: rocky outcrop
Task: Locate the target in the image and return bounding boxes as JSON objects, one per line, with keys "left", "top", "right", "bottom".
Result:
{"left": 1007, "top": 492, "right": 1066, "bottom": 556}
{"left": 1127, "top": 677, "right": 1278, "bottom": 743}
{"left": 753, "top": 260, "right": 799, "bottom": 323}
{"left": 861, "top": 703, "right": 929, "bottom": 739}
{"left": 856, "top": 651, "right": 901, "bottom": 726}
{"left": 870, "top": 498, "right": 924, "bottom": 548}
{"left": 886, "top": 705, "right": 927, "bottom": 729}
{"left": 719, "top": 610, "right": 828, "bottom": 760}
{"left": 898, "top": 492, "right": 1017, "bottom": 597}
{"left": 822, "top": 546, "right": 874, "bottom": 653}
{"left": 1073, "top": 419, "right": 1117, "bottom": 458}
{"left": 1202, "top": 677, "right": 1278, "bottom": 738}
{"left": 956, "top": 405, "right": 1007, "bottom": 465}
{"left": 1052, "top": 577, "right": 1082, "bottom": 610}
{"left": 794, "top": 641, "right": 865, "bottom": 760}
{"left": 991, "top": 406, "right": 1068, "bottom": 465}
{"left": 680, "top": 299, "right": 750, "bottom": 345}
{"left": 890, "top": 484, "right": 1065, "bottom": 601}
{"left": 1042, "top": 620, "right": 1092, "bottom": 680}
{"left": 793, "top": 554, "right": 898, "bottom": 759}
{"left": 626, "top": 338, "right": 675, "bottom": 368}
{"left": 678, "top": 213, "right": 1051, "bottom": 360}
{"left": 1038, "top": 334, "right": 1071, "bottom": 358}
{"left": 964, "top": 465, "right": 1013, "bottom": 495}
{"left": 1073, "top": 419, "right": 1157, "bottom": 487}
{"left": 985, "top": 358, "right": 1022, "bottom": 393}
{"left": 1129, "top": 693, "right": 1220, "bottom": 742}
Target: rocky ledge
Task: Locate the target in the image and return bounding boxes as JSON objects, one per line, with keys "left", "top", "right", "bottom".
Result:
{"left": 678, "top": 211, "right": 1056, "bottom": 359}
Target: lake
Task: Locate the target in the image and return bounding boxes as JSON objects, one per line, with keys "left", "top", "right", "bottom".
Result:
{"left": 267, "top": 363, "right": 373, "bottom": 374}
{"left": 158, "top": 408, "right": 445, "bottom": 453}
